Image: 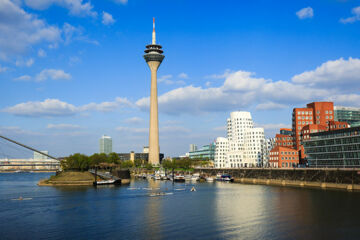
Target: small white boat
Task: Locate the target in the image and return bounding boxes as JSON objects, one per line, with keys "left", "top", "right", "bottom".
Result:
{"left": 206, "top": 177, "right": 214, "bottom": 182}
{"left": 190, "top": 187, "right": 196, "bottom": 192}
{"left": 93, "top": 179, "right": 121, "bottom": 185}
{"left": 184, "top": 175, "right": 192, "bottom": 181}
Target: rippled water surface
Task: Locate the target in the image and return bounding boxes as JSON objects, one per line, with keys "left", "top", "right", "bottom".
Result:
{"left": 1, "top": 173, "right": 360, "bottom": 240}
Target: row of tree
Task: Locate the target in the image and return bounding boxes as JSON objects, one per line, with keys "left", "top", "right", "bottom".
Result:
{"left": 61, "top": 153, "right": 211, "bottom": 171}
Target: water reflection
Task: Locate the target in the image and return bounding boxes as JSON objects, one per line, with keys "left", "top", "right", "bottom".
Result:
{"left": 1, "top": 174, "right": 360, "bottom": 240}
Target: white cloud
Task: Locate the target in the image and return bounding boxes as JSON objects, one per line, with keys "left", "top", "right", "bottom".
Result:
{"left": 136, "top": 57, "right": 360, "bottom": 115}
{"left": 205, "top": 69, "right": 232, "bottom": 79}
{"left": 62, "top": 23, "right": 96, "bottom": 45}
{"left": 102, "top": 11, "right": 115, "bottom": 25}
{"left": 256, "top": 102, "right": 288, "bottom": 110}
{"left": 47, "top": 123, "right": 82, "bottom": 130}
{"left": 0, "top": 65, "right": 8, "bottom": 72}
{"left": 35, "top": 69, "right": 71, "bottom": 82}
{"left": 0, "top": 0, "right": 61, "bottom": 58}
{"left": 340, "top": 6, "right": 360, "bottom": 24}
{"left": 292, "top": 57, "right": 360, "bottom": 87}
{"left": 14, "top": 75, "right": 32, "bottom": 81}
{"left": 296, "top": 7, "right": 314, "bottom": 19}
{"left": 24, "top": 0, "right": 97, "bottom": 17}
{"left": 124, "top": 117, "right": 143, "bottom": 124}
{"left": 69, "top": 56, "right": 81, "bottom": 66}
{"left": 3, "top": 97, "right": 132, "bottom": 117}
{"left": 38, "top": 48, "right": 46, "bottom": 57}
{"left": 16, "top": 58, "right": 34, "bottom": 67}
{"left": 3, "top": 99, "right": 77, "bottom": 117}
{"left": 80, "top": 97, "right": 132, "bottom": 112}
{"left": 178, "top": 73, "right": 189, "bottom": 79}
{"left": 158, "top": 74, "right": 185, "bottom": 85}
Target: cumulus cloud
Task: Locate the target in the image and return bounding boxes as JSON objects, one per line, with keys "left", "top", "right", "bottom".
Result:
{"left": 80, "top": 97, "right": 132, "bottom": 112}
{"left": 137, "top": 57, "right": 360, "bottom": 115}
{"left": 35, "top": 69, "right": 71, "bottom": 82}
{"left": 3, "top": 99, "right": 77, "bottom": 117}
{"left": 14, "top": 75, "right": 32, "bottom": 81}
{"left": 47, "top": 123, "right": 82, "bottom": 129}
{"left": 340, "top": 6, "right": 360, "bottom": 24}
{"left": 102, "top": 11, "right": 115, "bottom": 25}
{"left": 15, "top": 58, "right": 34, "bottom": 67}
{"left": 292, "top": 57, "right": 360, "bottom": 87}
{"left": 0, "top": 0, "right": 61, "bottom": 58}
{"left": 3, "top": 97, "right": 132, "bottom": 117}
{"left": 296, "top": 7, "right": 314, "bottom": 19}
{"left": 24, "top": 0, "right": 97, "bottom": 17}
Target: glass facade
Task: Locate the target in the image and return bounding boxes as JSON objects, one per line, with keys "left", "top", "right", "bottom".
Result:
{"left": 334, "top": 106, "right": 360, "bottom": 127}
{"left": 99, "top": 135, "right": 112, "bottom": 154}
{"left": 303, "top": 126, "right": 360, "bottom": 168}
{"left": 189, "top": 143, "right": 215, "bottom": 160}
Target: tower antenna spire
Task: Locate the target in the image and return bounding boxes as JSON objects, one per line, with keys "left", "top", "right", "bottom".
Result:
{"left": 152, "top": 17, "right": 156, "bottom": 44}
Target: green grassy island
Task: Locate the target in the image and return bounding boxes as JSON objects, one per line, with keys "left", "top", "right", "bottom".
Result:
{"left": 38, "top": 171, "right": 102, "bottom": 186}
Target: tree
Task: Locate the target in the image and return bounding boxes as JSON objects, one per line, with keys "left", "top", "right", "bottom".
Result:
{"left": 121, "top": 160, "right": 134, "bottom": 169}
{"left": 108, "top": 152, "right": 120, "bottom": 164}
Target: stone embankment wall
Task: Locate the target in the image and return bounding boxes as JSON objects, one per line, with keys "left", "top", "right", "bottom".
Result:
{"left": 196, "top": 168, "right": 360, "bottom": 191}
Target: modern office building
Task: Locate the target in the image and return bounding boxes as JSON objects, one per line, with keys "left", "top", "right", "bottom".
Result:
{"left": 214, "top": 111, "right": 267, "bottom": 168}
{"left": 99, "top": 135, "right": 112, "bottom": 154}
{"left": 189, "top": 144, "right": 198, "bottom": 152}
{"left": 274, "top": 128, "right": 295, "bottom": 148}
{"left": 33, "top": 151, "right": 49, "bottom": 160}
{"left": 334, "top": 106, "right": 360, "bottom": 127}
{"left": 303, "top": 126, "right": 360, "bottom": 168}
{"left": 143, "top": 18, "right": 165, "bottom": 165}
{"left": 189, "top": 143, "right": 215, "bottom": 160}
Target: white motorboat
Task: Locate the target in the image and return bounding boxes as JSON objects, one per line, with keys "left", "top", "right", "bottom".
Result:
{"left": 206, "top": 177, "right": 214, "bottom": 182}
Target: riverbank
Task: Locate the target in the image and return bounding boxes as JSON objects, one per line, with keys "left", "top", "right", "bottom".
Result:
{"left": 233, "top": 177, "right": 360, "bottom": 191}
{"left": 38, "top": 171, "right": 99, "bottom": 186}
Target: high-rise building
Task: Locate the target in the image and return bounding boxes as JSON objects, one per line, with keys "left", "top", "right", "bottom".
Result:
{"left": 189, "top": 144, "right": 197, "bottom": 152}
{"left": 99, "top": 135, "right": 112, "bottom": 154}
{"left": 334, "top": 106, "right": 360, "bottom": 127}
{"left": 143, "top": 18, "right": 164, "bottom": 165}
{"left": 33, "top": 151, "right": 49, "bottom": 160}
{"left": 214, "top": 111, "right": 267, "bottom": 168}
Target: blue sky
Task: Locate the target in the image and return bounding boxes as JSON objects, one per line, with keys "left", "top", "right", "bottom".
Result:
{"left": 1, "top": 0, "right": 360, "bottom": 158}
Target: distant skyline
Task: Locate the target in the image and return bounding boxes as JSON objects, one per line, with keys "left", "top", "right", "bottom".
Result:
{"left": 1, "top": 0, "right": 360, "bottom": 157}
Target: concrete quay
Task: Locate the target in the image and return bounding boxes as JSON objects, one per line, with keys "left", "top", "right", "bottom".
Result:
{"left": 197, "top": 168, "right": 360, "bottom": 191}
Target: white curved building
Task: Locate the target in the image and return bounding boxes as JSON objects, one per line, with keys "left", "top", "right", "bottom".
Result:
{"left": 215, "top": 111, "right": 267, "bottom": 168}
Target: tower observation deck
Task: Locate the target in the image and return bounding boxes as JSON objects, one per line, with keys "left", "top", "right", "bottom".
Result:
{"left": 143, "top": 18, "right": 164, "bottom": 165}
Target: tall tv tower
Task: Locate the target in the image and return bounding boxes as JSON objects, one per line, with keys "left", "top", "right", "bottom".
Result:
{"left": 143, "top": 18, "right": 164, "bottom": 165}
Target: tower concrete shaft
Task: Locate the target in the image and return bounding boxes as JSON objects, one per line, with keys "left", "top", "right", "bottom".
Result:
{"left": 143, "top": 18, "right": 164, "bottom": 165}
{"left": 148, "top": 61, "right": 160, "bottom": 165}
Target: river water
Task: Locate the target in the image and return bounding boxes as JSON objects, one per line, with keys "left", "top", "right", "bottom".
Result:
{"left": 1, "top": 173, "right": 360, "bottom": 240}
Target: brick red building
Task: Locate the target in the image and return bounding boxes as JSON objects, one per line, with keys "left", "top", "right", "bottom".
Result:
{"left": 274, "top": 128, "right": 295, "bottom": 148}
{"left": 269, "top": 146, "right": 299, "bottom": 168}
{"left": 292, "top": 102, "right": 334, "bottom": 150}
